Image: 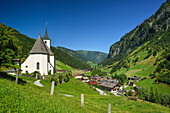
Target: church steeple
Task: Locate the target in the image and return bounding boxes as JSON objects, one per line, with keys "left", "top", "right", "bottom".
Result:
{"left": 43, "top": 24, "right": 51, "bottom": 48}
{"left": 42, "top": 24, "right": 50, "bottom": 40}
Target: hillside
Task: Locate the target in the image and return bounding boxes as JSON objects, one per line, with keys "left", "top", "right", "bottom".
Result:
{"left": 57, "top": 46, "right": 95, "bottom": 65}
{"left": 76, "top": 50, "right": 107, "bottom": 63}
{"left": 0, "top": 74, "right": 169, "bottom": 113}
{"left": 100, "top": 0, "right": 170, "bottom": 80}
{"left": 101, "top": 0, "right": 170, "bottom": 66}
{"left": 0, "top": 23, "right": 90, "bottom": 69}
{"left": 57, "top": 47, "right": 107, "bottom": 64}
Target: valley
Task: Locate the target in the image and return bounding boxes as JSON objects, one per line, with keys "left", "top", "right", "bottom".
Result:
{"left": 0, "top": 0, "right": 170, "bottom": 112}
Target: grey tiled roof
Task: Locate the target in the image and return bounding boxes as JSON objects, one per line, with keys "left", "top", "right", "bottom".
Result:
{"left": 29, "top": 26, "right": 54, "bottom": 55}
{"left": 29, "top": 35, "right": 49, "bottom": 54}
{"left": 100, "top": 81, "right": 118, "bottom": 88}
{"left": 45, "top": 44, "right": 54, "bottom": 55}
{"left": 42, "top": 26, "right": 50, "bottom": 40}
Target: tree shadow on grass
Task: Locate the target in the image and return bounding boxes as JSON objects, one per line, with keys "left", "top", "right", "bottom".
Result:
{"left": 0, "top": 72, "right": 26, "bottom": 85}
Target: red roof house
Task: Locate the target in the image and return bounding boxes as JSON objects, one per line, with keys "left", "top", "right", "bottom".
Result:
{"left": 89, "top": 81, "right": 98, "bottom": 85}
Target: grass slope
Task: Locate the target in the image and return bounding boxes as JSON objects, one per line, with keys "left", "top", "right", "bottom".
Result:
{"left": 136, "top": 79, "right": 170, "bottom": 95}
{"left": 55, "top": 60, "right": 74, "bottom": 70}
{"left": 1, "top": 75, "right": 169, "bottom": 113}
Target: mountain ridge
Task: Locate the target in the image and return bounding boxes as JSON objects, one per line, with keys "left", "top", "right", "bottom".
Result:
{"left": 101, "top": 0, "right": 170, "bottom": 66}
{"left": 76, "top": 50, "right": 107, "bottom": 63}
{"left": 57, "top": 46, "right": 107, "bottom": 64}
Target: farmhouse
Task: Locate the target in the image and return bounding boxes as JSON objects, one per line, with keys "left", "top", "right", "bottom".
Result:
{"left": 82, "top": 77, "right": 89, "bottom": 83}
{"left": 100, "top": 80, "right": 121, "bottom": 92}
{"left": 21, "top": 25, "right": 55, "bottom": 75}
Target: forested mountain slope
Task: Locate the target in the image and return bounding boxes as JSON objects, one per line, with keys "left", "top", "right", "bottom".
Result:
{"left": 0, "top": 23, "right": 90, "bottom": 69}
{"left": 57, "top": 46, "right": 107, "bottom": 64}
{"left": 76, "top": 50, "right": 107, "bottom": 63}
{"left": 100, "top": 0, "right": 170, "bottom": 83}
{"left": 101, "top": 0, "right": 170, "bottom": 66}
{"left": 56, "top": 46, "right": 94, "bottom": 64}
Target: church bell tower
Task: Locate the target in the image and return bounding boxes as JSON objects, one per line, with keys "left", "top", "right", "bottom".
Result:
{"left": 42, "top": 24, "right": 51, "bottom": 48}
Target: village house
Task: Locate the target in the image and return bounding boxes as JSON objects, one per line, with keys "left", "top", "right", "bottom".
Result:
{"left": 75, "top": 76, "right": 83, "bottom": 80}
{"left": 73, "top": 73, "right": 81, "bottom": 78}
{"left": 99, "top": 80, "right": 121, "bottom": 92}
{"left": 21, "top": 25, "right": 55, "bottom": 75}
{"left": 82, "top": 77, "right": 89, "bottom": 83}
{"left": 91, "top": 75, "right": 100, "bottom": 81}
{"left": 128, "top": 76, "right": 139, "bottom": 86}
{"left": 125, "top": 89, "right": 137, "bottom": 96}
{"left": 89, "top": 81, "right": 98, "bottom": 85}
{"left": 129, "top": 81, "right": 135, "bottom": 86}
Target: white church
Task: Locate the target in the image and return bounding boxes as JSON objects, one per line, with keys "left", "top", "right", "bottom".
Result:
{"left": 21, "top": 25, "right": 55, "bottom": 75}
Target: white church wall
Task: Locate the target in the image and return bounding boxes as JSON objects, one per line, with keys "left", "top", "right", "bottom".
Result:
{"left": 44, "top": 40, "right": 50, "bottom": 49}
{"left": 21, "top": 54, "right": 48, "bottom": 75}
{"left": 49, "top": 55, "right": 55, "bottom": 74}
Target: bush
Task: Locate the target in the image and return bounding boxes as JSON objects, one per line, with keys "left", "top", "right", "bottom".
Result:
{"left": 136, "top": 86, "right": 170, "bottom": 107}
{"left": 64, "top": 74, "right": 69, "bottom": 82}
{"left": 59, "top": 75, "right": 63, "bottom": 84}
{"left": 50, "top": 77, "right": 58, "bottom": 86}
{"left": 157, "top": 72, "right": 170, "bottom": 84}
{"left": 117, "top": 74, "right": 127, "bottom": 85}
{"left": 0, "top": 72, "right": 26, "bottom": 85}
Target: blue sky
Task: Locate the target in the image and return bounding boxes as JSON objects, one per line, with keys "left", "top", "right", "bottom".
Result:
{"left": 0, "top": 0, "right": 166, "bottom": 53}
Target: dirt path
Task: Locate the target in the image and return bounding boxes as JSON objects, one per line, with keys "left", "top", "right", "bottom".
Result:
{"left": 34, "top": 80, "right": 44, "bottom": 87}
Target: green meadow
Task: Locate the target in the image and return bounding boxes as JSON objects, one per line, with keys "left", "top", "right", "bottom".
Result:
{"left": 55, "top": 60, "right": 74, "bottom": 70}
{"left": 0, "top": 74, "right": 170, "bottom": 113}
{"left": 136, "top": 79, "right": 170, "bottom": 95}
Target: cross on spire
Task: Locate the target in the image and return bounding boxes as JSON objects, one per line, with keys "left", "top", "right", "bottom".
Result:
{"left": 46, "top": 22, "right": 48, "bottom": 27}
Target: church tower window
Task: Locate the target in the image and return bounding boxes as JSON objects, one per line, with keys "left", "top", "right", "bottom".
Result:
{"left": 37, "top": 62, "right": 40, "bottom": 70}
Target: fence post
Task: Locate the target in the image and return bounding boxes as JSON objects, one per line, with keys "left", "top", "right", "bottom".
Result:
{"left": 36, "top": 74, "right": 38, "bottom": 79}
{"left": 108, "top": 103, "right": 111, "bottom": 113}
{"left": 50, "top": 81, "right": 55, "bottom": 95}
{"left": 81, "top": 94, "right": 84, "bottom": 107}
{"left": 15, "top": 69, "right": 19, "bottom": 84}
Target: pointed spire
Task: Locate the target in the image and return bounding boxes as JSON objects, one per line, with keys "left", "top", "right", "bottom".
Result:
{"left": 45, "top": 22, "right": 47, "bottom": 34}
{"left": 43, "top": 23, "right": 50, "bottom": 40}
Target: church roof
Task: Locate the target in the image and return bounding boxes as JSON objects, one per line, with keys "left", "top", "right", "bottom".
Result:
{"left": 45, "top": 44, "right": 54, "bottom": 55}
{"left": 42, "top": 25, "right": 50, "bottom": 40}
{"left": 29, "top": 34, "right": 54, "bottom": 55}
{"left": 29, "top": 34, "right": 48, "bottom": 54}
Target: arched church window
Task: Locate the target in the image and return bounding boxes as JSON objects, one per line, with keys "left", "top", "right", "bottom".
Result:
{"left": 37, "top": 62, "right": 40, "bottom": 70}
{"left": 45, "top": 41, "right": 47, "bottom": 44}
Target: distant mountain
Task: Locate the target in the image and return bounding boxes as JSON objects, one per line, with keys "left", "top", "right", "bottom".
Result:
{"left": 56, "top": 46, "right": 93, "bottom": 64}
{"left": 57, "top": 46, "right": 107, "bottom": 64}
{"left": 76, "top": 50, "right": 107, "bottom": 63}
{"left": 100, "top": 0, "right": 170, "bottom": 82}
{"left": 0, "top": 23, "right": 90, "bottom": 69}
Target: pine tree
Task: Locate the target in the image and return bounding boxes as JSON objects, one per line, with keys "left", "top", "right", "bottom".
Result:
{"left": 155, "top": 87, "right": 160, "bottom": 103}
{"left": 150, "top": 86, "right": 155, "bottom": 102}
